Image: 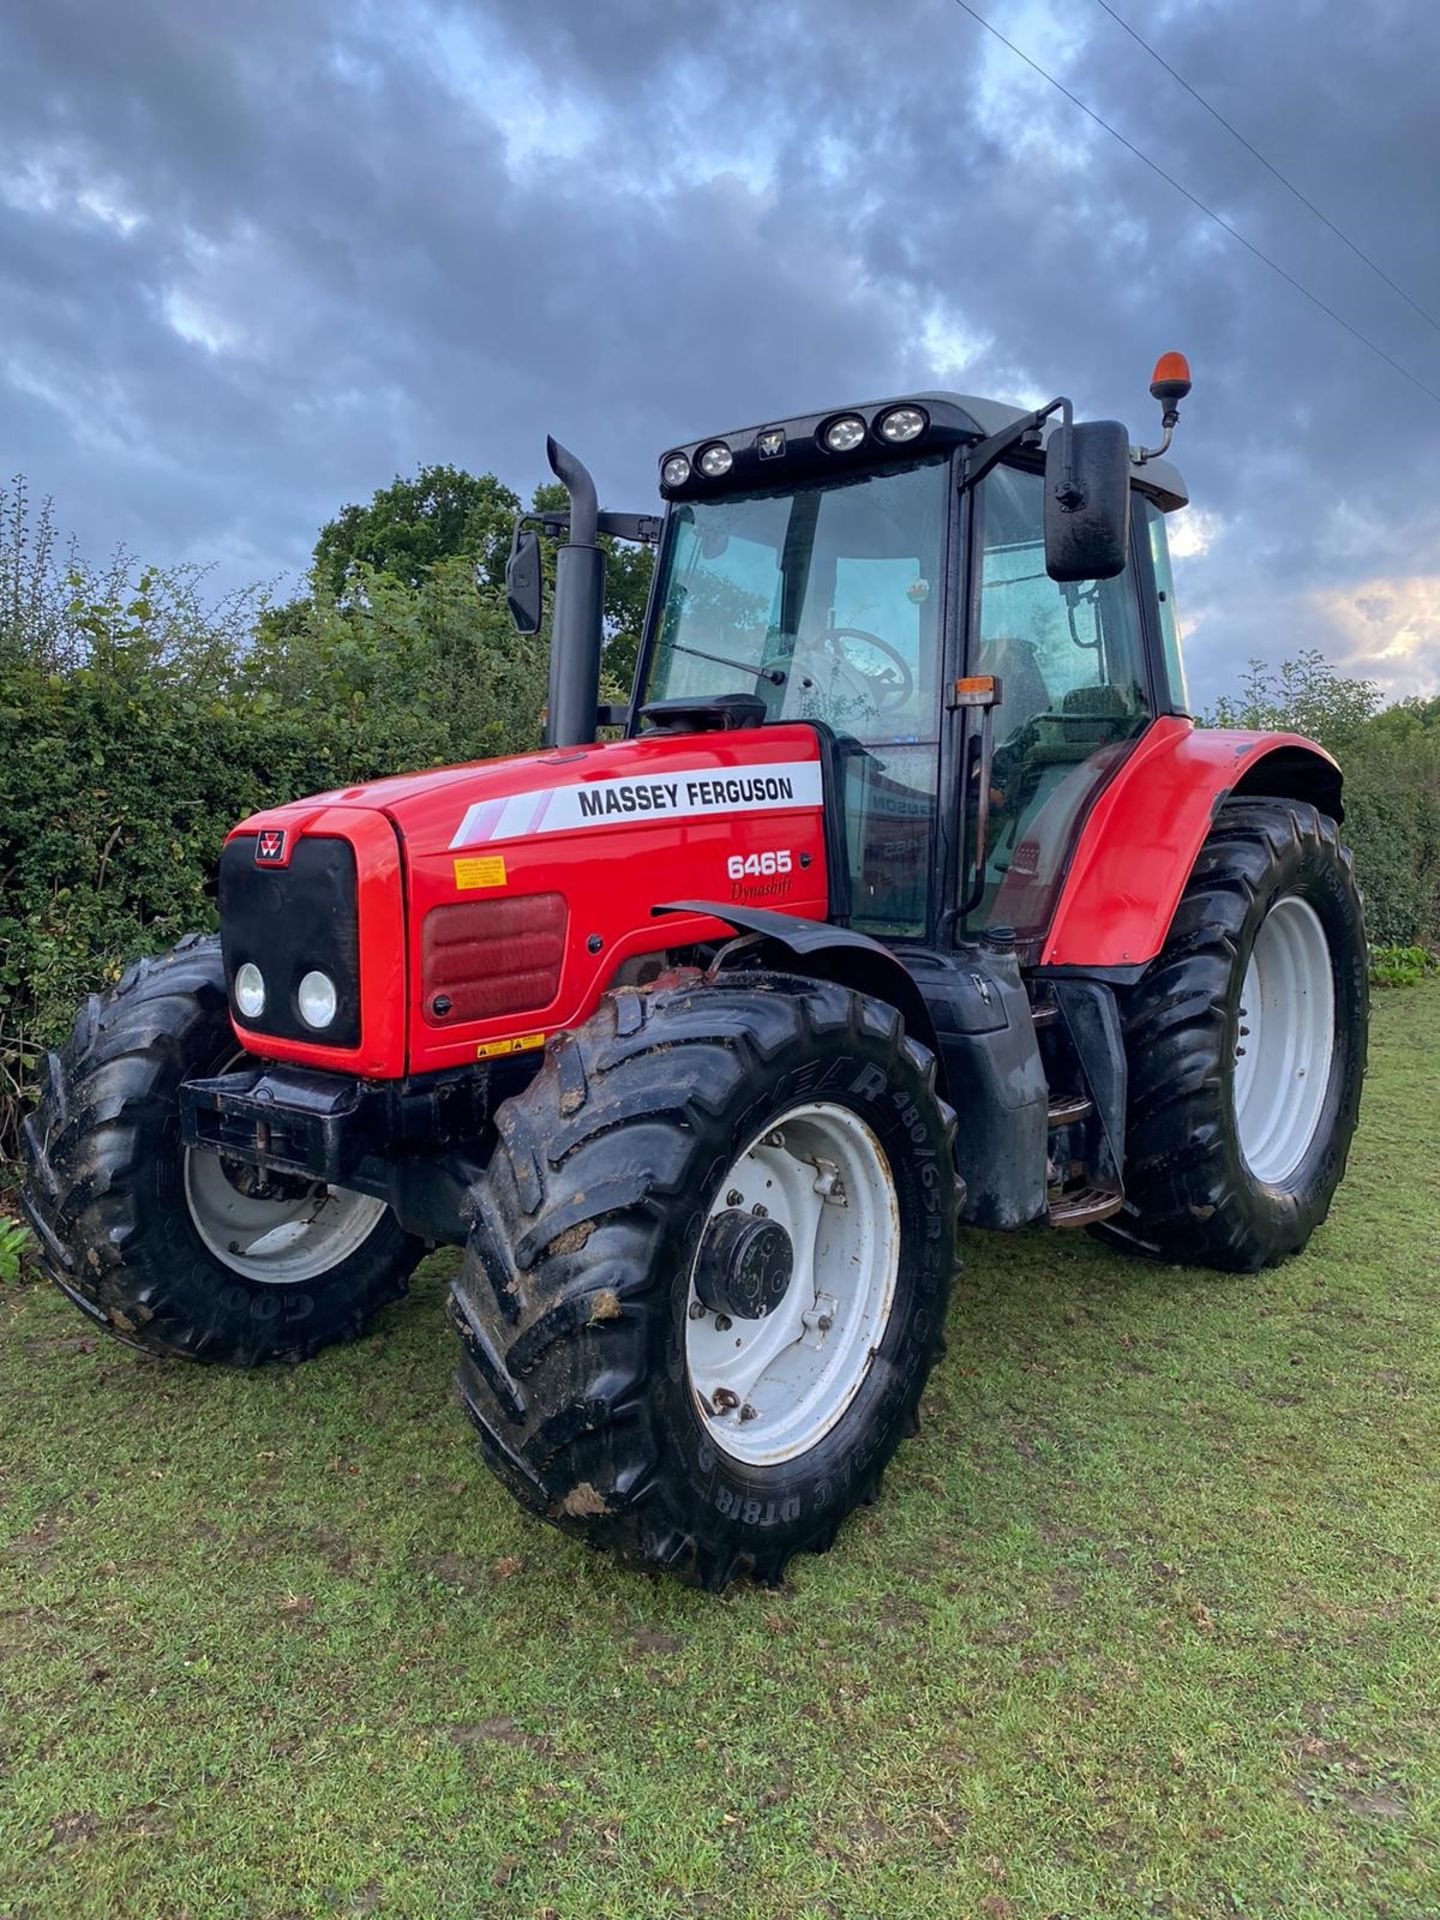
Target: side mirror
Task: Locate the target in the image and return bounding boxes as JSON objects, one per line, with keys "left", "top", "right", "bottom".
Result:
{"left": 1043, "top": 419, "right": 1132, "bottom": 583}
{"left": 505, "top": 528, "right": 544, "bottom": 634}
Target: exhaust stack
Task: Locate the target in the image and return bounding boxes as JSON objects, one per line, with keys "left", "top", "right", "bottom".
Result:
{"left": 544, "top": 436, "right": 606, "bottom": 749}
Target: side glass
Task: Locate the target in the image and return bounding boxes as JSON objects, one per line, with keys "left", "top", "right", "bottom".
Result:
{"left": 1145, "top": 500, "right": 1191, "bottom": 715}
{"left": 971, "top": 464, "right": 1151, "bottom": 938}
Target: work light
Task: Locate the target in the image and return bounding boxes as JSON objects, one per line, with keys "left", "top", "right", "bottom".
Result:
{"left": 697, "top": 442, "right": 734, "bottom": 478}
{"left": 878, "top": 405, "right": 927, "bottom": 443}
{"left": 823, "top": 415, "right": 866, "bottom": 453}
{"left": 661, "top": 453, "right": 691, "bottom": 487}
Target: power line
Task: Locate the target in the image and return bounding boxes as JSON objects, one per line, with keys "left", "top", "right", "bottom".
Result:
{"left": 1090, "top": 0, "right": 1440, "bottom": 340}
{"left": 947, "top": 0, "right": 1440, "bottom": 408}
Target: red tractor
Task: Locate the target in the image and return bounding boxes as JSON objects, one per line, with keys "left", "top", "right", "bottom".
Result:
{"left": 24, "top": 360, "right": 1367, "bottom": 1587}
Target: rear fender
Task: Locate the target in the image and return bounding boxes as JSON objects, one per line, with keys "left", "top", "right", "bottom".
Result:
{"left": 1041, "top": 720, "right": 1343, "bottom": 972}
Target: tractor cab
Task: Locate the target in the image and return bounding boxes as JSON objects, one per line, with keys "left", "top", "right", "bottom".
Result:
{"left": 629, "top": 385, "right": 1190, "bottom": 957}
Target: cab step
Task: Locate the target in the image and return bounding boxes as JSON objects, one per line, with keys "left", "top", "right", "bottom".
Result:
{"left": 1047, "top": 1091, "right": 1094, "bottom": 1127}
{"left": 1047, "top": 1185, "right": 1124, "bottom": 1229}
{"left": 1030, "top": 1001, "right": 1060, "bottom": 1029}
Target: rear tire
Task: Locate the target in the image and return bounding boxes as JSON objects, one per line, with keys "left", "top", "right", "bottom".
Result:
{"left": 1098, "top": 799, "right": 1367, "bottom": 1271}
{"left": 21, "top": 934, "right": 421, "bottom": 1364}
{"left": 450, "top": 972, "right": 957, "bottom": 1588}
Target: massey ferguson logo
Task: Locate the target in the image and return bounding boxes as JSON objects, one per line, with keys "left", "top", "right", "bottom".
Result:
{"left": 256, "top": 829, "right": 287, "bottom": 864}
{"left": 450, "top": 758, "right": 824, "bottom": 848}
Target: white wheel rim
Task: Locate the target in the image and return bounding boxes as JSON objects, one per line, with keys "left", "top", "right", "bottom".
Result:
{"left": 182, "top": 1055, "right": 388, "bottom": 1287}
{"left": 183, "top": 1148, "right": 388, "bottom": 1284}
{"left": 685, "top": 1100, "right": 900, "bottom": 1468}
{"left": 1231, "top": 894, "right": 1336, "bottom": 1185}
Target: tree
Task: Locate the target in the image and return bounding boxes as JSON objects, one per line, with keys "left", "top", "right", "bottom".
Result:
{"left": 527, "top": 479, "right": 654, "bottom": 694}
{"left": 1208, "top": 649, "right": 1380, "bottom": 758}
{"left": 312, "top": 466, "right": 521, "bottom": 595}
{"left": 1208, "top": 653, "right": 1439, "bottom": 946}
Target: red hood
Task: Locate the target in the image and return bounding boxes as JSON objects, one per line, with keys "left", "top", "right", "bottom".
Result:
{"left": 224, "top": 721, "right": 833, "bottom": 1079}
{"left": 233, "top": 725, "right": 827, "bottom": 861}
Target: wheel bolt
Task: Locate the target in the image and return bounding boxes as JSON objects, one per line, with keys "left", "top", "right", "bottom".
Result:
{"left": 726, "top": 1188, "right": 744, "bottom": 1207}
{"left": 766, "top": 1131, "right": 785, "bottom": 1148}
{"left": 715, "top": 1314, "right": 732, "bottom": 1332}
{"left": 751, "top": 1202, "right": 768, "bottom": 1218}
{"left": 711, "top": 1388, "right": 740, "bottom": 1414}
{"left": 739, "top": 1403, "right": 759, "bottom": 1422}
{"left": 688, "top": 1299, "right": 708, "bottom": 1320}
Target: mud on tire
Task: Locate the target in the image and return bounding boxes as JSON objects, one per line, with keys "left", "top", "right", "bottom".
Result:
{"left": 450, "top": 971, "right": 958, "bottom": 1589}
{"left": 22, "top": 933, "right": 421, "bottom": 1364}
{"left": 1099, "top": 799, "right": 1368, "bottom": 1272}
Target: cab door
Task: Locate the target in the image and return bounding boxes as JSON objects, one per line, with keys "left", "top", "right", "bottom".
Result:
{"left": 965, "top": 462, "right": 1154, "bottom": 943}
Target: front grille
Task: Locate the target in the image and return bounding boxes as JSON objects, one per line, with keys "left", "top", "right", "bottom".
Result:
{"left": 219, "top": 835, "right": 362, "bottom": 1047}
{"left": 422, "top": 893, "right": 567, "bottom": 1023}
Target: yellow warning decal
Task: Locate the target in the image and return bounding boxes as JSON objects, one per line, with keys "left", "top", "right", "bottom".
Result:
{"left": 475, "top": 1031, "right": 545, "bottom": 1061}
{"left": 454, "top": 854, "right": 507, "bottom": 889}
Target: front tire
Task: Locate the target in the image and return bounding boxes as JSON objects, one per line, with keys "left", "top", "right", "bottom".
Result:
{"left": 22, "top": 934, "right": 421, "bottom": 1364}
{"left": 450, "top": 972, "right": 957, "bottom": 1588}
{"left": 1100, "top": 799, "right": 1367, "bottom": 1271}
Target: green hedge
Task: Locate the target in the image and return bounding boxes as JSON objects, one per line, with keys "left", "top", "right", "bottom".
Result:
{"left": 0, "top": 561, "right": 547, "bottom": 1164}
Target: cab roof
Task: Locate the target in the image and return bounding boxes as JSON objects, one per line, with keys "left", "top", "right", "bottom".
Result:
{"left": 658, "top": 389, "right": 1188, "bottom": 513}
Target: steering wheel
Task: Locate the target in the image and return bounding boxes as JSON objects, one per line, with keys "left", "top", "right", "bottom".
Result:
{"left": 810, "top": 627, "right": 915, "bottom": 712}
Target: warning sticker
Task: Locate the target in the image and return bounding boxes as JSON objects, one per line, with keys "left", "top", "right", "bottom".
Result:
{"left": 450, "top": 759, "right": 823, "bottom": 849}
{"left": 476, "top": 1031, "right": 545, "bottom": 1060}
{"left": 454, "top": 854, "right": 507, "bottom": 890}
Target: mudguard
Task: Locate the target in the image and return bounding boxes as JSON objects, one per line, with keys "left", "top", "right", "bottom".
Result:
{"left": 1040, "top": 718, "right": 1343, "bottom": 972}
{"left": 656, "top": 901, "right": 941, "bottom": 1060}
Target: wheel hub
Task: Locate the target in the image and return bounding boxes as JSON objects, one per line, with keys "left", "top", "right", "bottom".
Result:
{"left": 693, "top": 1210, "right": 794, "bottom": 1321}
{"left": 684, "top": 1101, "right": 900, "bottom": 1468}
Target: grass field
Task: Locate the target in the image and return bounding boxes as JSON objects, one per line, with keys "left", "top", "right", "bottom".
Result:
{"left": 2, "top": 985, "right": 1437, "bottom": 1919}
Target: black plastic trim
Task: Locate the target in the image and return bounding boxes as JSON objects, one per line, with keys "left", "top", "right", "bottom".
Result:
{"left": 804, "top": 721, "right": 854, "bottom": 924}
{"left": 1030, "top": 960, "right": 1149, "bottom": 987}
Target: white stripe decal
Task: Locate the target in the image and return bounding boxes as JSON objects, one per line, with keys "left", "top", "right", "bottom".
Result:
{"left": 449, "top": 759, "right": 824, "bottom": 849}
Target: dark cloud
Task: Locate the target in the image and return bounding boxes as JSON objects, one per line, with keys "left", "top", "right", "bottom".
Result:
{"left": 3, "top": 0, "right": 1438, "bottom": 702}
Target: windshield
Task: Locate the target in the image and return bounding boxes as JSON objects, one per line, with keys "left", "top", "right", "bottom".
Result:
{"left": 642, "top": 457, "right": 948, "bottom": 746}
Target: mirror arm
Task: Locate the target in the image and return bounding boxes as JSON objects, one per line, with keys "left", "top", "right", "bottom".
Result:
{"left": 962, "top": 395, "right": 1068, "bottom": 491}
{"left": 516, "top": 509, "right": 663, "bottom": 546}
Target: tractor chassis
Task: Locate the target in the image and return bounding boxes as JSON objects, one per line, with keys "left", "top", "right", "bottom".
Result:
{"left": 181, "top": 1057, "right": 520, "bottom": 1249}
{"left": 180, "top": 937, "right": 1131, "bottom": 1249}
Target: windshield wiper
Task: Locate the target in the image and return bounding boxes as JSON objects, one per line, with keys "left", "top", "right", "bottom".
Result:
{"left": 665, "top": 642, "right": 786, "bottom": 687}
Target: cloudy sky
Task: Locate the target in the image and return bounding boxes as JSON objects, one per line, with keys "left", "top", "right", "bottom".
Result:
{"left": 4, "top": 0, "right": 1439, "bottom": 709}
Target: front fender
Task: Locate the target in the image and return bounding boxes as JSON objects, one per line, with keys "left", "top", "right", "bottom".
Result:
{"left": 656, "top": 900, "right": 942, "bottom": 1061}
{"left": 1040, "top": 718, "right": 1342, "bottom": 971}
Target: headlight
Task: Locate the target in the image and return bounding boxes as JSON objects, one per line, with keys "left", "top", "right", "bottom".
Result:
{"left": 823, "top": 415, "right": 866, "bottom": 453}
{"left": 234, "top": 962, "right": 265, "bottom": 1019}
{"left": 878, "top": 405, "right": 927, "bottom": 444}
{"left": 297, "top": 969, "right": 338, "bottom": 1030}
{"left": 697, "top": 441, "right": 733, "bottom": 478}
{"left": 661, "top": 453, "right": 691, "bottom": 487}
